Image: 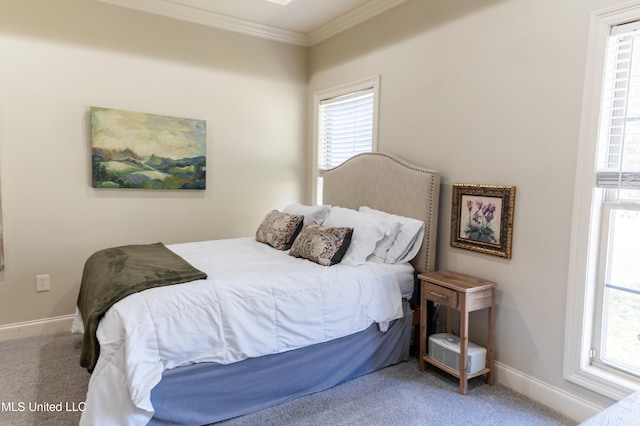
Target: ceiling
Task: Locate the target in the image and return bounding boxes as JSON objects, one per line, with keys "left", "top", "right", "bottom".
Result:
{"left": 97, "top": 0, "right": 407, "bottom": 46}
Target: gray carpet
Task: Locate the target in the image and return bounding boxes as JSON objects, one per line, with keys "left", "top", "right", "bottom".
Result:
{"left": 0, "top": 333, "right": 578, "bottom": 426}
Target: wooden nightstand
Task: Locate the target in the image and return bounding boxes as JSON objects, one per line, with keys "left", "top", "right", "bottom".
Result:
{"left": 418, "top": 270, "right": 496, "bottom": 395}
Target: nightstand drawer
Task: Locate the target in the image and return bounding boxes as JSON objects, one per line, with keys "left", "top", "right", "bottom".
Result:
{"left": 422, "top": 282, "right": 457, "bottom": 308}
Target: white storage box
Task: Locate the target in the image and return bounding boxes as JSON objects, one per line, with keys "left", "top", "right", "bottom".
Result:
{"left": 428, "top": 333, "right": 487, "bottom": 375}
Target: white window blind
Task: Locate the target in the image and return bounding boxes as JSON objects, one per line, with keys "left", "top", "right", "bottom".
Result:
{"left": 317, "top": 88, "right": 374, "bottom": 173}
{"left": 596, "top": 21, "right": 640, "bottom": 198}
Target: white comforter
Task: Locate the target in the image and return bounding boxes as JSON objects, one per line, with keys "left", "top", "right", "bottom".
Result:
{"left": 77, "top": 238, "right": 412, "bottom": 425}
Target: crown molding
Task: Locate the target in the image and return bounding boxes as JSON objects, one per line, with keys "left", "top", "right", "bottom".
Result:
{"left": 97, "top": 0, "right": 407, "bottom": 47}
{"left": 306, "top": 0, "right": 406, "bottom": 46}
{"left": 98, "top": 0, "right": 308, "bottom": 45}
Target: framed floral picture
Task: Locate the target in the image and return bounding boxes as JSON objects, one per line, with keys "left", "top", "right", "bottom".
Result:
{"left": 450, "top": 184, "right": 516, "bottom": 259}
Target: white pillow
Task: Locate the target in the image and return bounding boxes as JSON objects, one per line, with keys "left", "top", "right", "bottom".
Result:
{"left": 368, "top": 221, "right": 402, "bottom": 263}
{"left": 283, "top": 203, "right": 331, "bottom": 226}
{"left": 359, "top": 206, "right": 425, "bottom": 264}
{"left": 323, "top": 206, "right": 398, "bottom": 266}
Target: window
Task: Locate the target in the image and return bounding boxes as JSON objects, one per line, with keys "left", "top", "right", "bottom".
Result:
{"left": 593, "top": 21, "right": 640, "bottom": 378}
{"left": 313, "top": 76, "right": 379, "bottom": 204}
{"left": 566, "top": 3, "right": 640, "bottom": 400}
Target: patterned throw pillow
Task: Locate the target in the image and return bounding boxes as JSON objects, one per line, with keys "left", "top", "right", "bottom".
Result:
{"left": 256, "top": 210, "right": 304, "bottom": 250}
{"left": 289, "top": 223, "right": 353, "bottom": 266}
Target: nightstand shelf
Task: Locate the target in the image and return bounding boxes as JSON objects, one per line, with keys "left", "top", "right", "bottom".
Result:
{"left": 418, "top": 270, "right": 496, "bottom": 395}
{"left": 423, "top": 354, "right": 491, "bottom": 380}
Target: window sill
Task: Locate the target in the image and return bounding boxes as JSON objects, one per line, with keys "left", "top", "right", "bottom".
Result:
{"left": 566, "top": 363, "right": 640, "bottom": 401}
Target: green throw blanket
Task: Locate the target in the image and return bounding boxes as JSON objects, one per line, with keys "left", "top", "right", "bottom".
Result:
{"left": 77, "top": 242, "right": 208, "bottom": 372}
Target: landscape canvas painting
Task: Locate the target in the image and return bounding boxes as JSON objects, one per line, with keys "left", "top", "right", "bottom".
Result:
{"left": 91, "top": 107, "right": 206, "bottom": 189}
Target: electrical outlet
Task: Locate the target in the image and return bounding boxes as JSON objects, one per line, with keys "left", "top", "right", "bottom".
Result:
{"left": 36, "top": 274, "right": 50, "bottom": 292}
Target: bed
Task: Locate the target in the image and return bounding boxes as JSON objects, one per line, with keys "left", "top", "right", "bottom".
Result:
{"left": 74, "top": 152, "right": 440, "bottom": 425}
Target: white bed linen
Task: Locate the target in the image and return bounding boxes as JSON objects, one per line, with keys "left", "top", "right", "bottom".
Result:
{"left": 78, "top": 238, "right": 413, "bottom": 426}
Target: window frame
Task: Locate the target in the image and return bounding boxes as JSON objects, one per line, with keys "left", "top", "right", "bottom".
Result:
{"left": 565, "top": 1, "right": 640, "bottom": 400}
{"left": 311, "top": 75, "right": 380, "bottom": 204}
{"left": 592, "top": 202, "right": 640, "bottom": 376}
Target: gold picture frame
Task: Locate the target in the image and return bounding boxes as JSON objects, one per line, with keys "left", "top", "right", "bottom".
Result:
{"left": 450, "top": 184, "right": 516, "bottom": 259}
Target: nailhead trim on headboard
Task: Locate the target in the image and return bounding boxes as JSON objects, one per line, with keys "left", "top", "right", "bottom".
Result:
{"left": 323, "top": 152, "right": 440, "bottom": 274}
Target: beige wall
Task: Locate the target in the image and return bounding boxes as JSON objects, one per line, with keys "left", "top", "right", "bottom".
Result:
{"left": 308, "top": 0, "right": 628, "bottom": 413}
{"left": 0, "top": 0, "right": 307, "bottom": 326}
{"left": 1, "top": 0, "right": 633, "bottom": 417}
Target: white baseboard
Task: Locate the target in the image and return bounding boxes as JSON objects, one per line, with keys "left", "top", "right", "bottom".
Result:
{"left": 496, "top": 361, "right": 604, "bottom": 422}
{"left": 0, "top": 314, "right": 75, "bottom": 342}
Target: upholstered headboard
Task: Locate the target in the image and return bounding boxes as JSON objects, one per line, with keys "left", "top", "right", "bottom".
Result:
{"left": 323, "top": 152, "right": 440, "bottom": 274}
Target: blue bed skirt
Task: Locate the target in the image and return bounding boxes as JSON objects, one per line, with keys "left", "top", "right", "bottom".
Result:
{"left": 149, "top": 301, "right": 413, "bottom": 425}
